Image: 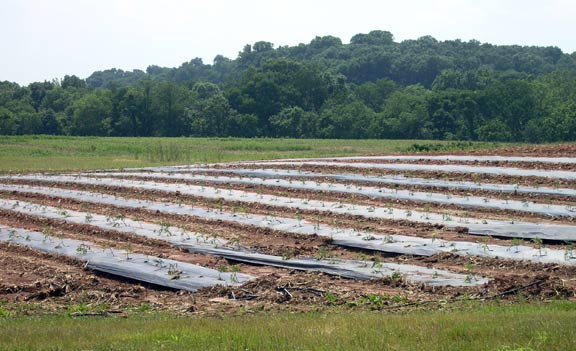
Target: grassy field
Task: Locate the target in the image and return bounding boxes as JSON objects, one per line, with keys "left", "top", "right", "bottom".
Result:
{"left": 1, "top": 301, "right": 575, "bottom": 350}
{"left": 0, "top": 135, "right": 507, "bottom": 172}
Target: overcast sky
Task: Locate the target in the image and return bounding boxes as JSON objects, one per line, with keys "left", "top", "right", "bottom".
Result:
{"left": 1, "top": 0, "right": 575, "bottom": 85}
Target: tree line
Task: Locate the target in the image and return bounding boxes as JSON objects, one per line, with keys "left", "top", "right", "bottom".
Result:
{"left": 1, "top": 30, "right": 576, "bottom": 142}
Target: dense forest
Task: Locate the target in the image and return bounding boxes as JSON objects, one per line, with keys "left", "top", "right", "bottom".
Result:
{"left": 2, "top": 30, "right": 576, "bottom": 142}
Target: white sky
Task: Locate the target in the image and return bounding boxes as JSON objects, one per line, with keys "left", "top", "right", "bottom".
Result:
{"left": 1, "top": 0, "right": 575, "bottom": 85}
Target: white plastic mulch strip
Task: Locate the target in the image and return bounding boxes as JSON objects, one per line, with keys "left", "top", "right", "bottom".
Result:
{"left": 136, "top": 167, "right": 576, "bottom": 198}
{"left": 3, "top": 175, "right": 575, "bottom": 241}
{"left": 87, "top": 171, "right": 576, "bottom": 218}
{"left": 1, "top": 184, "right": 574, "bottom": 266}
{"left": 190, "top": 246, "right": 487, "bottom": 286}
{"left": 237, "top": 161, "right": 576, "bottom": 180}
{"left": 0, "top": 224, "right": 251, "bottom": 292}
{"left": 261, "top": 155, "right": 576, "bottom": 164}
{"left": 0, "top": 199, "right": 487, "bottom": 286}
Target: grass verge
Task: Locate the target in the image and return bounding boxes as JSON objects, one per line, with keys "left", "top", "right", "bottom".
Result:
{"left": 0, "top": 301, "right": 575, "bottom": 350}
{"left": 0, "top": 135, "right": 506, "bottom": 172}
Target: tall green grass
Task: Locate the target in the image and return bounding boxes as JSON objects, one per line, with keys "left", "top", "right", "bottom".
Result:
{"left": 0, "top": 136, "right": 507, "bottom": 172}
{"left": 0, "top": 301, "right": 574, "bottom": 350}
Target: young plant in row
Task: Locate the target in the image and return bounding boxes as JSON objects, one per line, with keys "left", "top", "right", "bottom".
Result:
{"left": 75, "top": 243, "right": 90, "bottom": 255}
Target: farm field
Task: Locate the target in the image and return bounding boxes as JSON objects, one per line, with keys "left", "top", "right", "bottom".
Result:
{"left": 0, "top": 139, "right": 575, "bottom": 349}
{"left": 0, "top": 136, "right": 505, "bottom": 172}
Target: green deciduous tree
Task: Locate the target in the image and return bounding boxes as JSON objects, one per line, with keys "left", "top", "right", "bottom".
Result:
{"left": 0, "top": 107, "right": 17, "bottom": 135}
{"left": 376, "top": 85, "right": 432, "bottom": 139}
{"left": 70, "top": 90, "right": 113, "bottom": 135}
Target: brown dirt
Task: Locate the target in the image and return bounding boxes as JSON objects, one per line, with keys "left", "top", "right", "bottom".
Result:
{"left": 441, "top": 143, "right": 576, "bottom": 157}
{"left": 318, "top": 159, "right": 576, "bottom": 171}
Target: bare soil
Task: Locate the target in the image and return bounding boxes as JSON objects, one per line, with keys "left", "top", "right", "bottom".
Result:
{"left": 317, "top": 159, "right": 576, "bottom": 171}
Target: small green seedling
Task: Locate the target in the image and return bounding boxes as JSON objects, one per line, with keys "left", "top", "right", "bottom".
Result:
{"left": 167, "top": 263, "right": 182, "bottom": 280}
{"left": 464, "top": 263, "right": 476, "bottom": 283}
{"left": 532, "top": 238, "right": 546, "bottom": 257}
{"left": 76, "top": 243, "right": 90, "bottom": 255}
{"left": 509, "top": 238, "right": 524, "bottom": 253}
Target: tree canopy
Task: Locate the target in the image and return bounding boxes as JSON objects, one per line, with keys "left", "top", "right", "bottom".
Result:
{"left": 1, "top": 30, "right": 575, "bottom": 142}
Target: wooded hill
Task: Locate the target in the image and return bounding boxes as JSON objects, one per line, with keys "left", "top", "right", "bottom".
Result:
{"left": 1, "top": 30, "right": 576, "bottom": 142}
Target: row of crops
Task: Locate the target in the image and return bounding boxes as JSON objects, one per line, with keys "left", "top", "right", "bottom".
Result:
{"left": 1, "top": 154, "right": 575, "bottom": 296}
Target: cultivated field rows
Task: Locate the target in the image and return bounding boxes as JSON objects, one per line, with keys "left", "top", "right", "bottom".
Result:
{"left": 138, "top": 167, "right": 576, "bottom": 197}
{"left": 0, "top": 224, "right": 252, "bottom": 291}
{"left": 238, "top": 161, "right": 576, "bottom": 180}
{"left": 77, "top": 171, "right": 576, "bottom": 217}
{"left": 3, "top": 173, "right": 575, "bottom": 240}
{"left": 271, "top": 155, "right": 576, "bottom": 164}
{"left": 1, "top": 184, "right": 573, "bottom": 265}
{"left": 1, "top": 151, "right": 575, "bottom": 311}
{"left": 0, "top": 199, "right": 481, "bottom": 286}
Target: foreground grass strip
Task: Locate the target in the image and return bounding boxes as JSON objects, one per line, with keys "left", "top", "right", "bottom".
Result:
{"left": 0, "top": 302, "right": 575, "bottom": 350}
{"left": 1, "top": 184, "right": 573, "bottom": 265}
